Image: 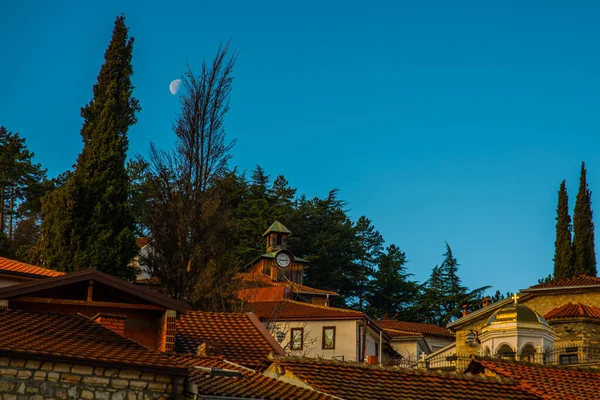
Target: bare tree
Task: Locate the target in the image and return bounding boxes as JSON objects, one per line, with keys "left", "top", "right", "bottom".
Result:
{"left": 141, "top": 43, "right": 238, "bottom": 309}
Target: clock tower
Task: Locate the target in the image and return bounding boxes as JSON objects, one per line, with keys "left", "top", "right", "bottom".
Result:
{"left": 247, "top": 221, "right": 307, "bottom": 284}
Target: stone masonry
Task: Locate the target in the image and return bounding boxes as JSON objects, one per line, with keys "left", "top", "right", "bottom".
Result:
{"left": 0, "top": 356, "right": 183, "bottom": 400}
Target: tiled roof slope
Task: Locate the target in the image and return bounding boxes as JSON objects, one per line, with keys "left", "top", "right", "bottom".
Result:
{"left": 175, "top": 311, "right": 283, "bottom": 369}
{"left": 545, "top": 302, "right": 600, "bottom": 320}
{"left": 249, "top": 300, "right": 364, "bottom": 321}
{"left": 376, "top": 320, "right": 455, "bottom": 338}
{"left": 270, "top": 358, "right": 540, "bottom": 400}
{"left": 467, "top": 358, "right": 600, "bottom": 400}
{"left": 173, "top": 354, "right": 334, "bottom": 400}
{"left": 528, "top": 275, "right": 600, "bottom": 289}
{"left": 0, "top": 310, "right": 185, "bottom": 373}
{"left": 237, "top": 273, "right": 338, "bottom": 295}
{"left": 0, "top": 256, "right": 64, "bottom": 278}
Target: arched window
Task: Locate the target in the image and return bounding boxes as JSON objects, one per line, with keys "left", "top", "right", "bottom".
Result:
{"left": 520, "top": 344, "right": 536, "bottom": 362}
{"left": 484, "top": 346, "right": 491, "bottom": 357}
{"left": 496, "top": 344, "right": 515, "bottom": 360}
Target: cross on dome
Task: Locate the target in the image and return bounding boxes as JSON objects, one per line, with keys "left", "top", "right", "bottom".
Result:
{"left": 511, "top": 293, "right": 520, "bottom": 305}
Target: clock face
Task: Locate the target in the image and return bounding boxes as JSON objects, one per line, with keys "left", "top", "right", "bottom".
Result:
{"left": 276, "top": 252, "right": 291, "bottom": 268}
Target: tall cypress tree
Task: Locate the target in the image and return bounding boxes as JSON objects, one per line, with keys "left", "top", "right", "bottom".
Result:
{"left": 573, "top": 162, "right": 597, "bottom": 276}
{"left": 40, "top": 15, "right": 140, "bottom": 279}
{"left": 553, "top": 180, "right": 574, "bottom": 279}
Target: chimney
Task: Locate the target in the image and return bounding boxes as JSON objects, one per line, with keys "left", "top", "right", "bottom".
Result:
{"left": 482, "top": 297, "right": 491, "bottom": 308}
{"left": 0, "top": 300, "right": 8, "bottom": 311}
{"left": 366, "top": 355, "right": 378, "bottom": 365}
{"left": 92, "top": 313, "right": 126, "bottom": 336}
{"left": 461, "top": 304, "right": 469, "bottom": 317}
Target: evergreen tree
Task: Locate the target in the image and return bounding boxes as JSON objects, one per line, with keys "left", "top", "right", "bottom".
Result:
{"left": 286, "top": 190, "right": 355, "bottom": 306}
{"left": 554, "top": 180, "right": 573, "bottom": 279}
{"left": 573, "top": 162, "right": 597, "bottom": 276}
{"left": 40, "top": 15, "right": 140, "bottom": 279}
{"left": 554, "top": 180, "right": 574, "bottom": 279}
{"left": 366, "top": 244, "right": 418, "bottom": 319}
{"left": 351, "top": 216, "right": 384, "bottom": 310}
{"left": 418, "top": 243, "right": 489, "bottom": 326}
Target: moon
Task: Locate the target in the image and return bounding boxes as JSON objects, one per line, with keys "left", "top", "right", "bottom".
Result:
{"left": 169, "top": 79, "right": 182, "bottom": 95}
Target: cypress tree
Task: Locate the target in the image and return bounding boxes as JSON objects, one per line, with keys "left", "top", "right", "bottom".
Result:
{"left": 573, "top": 161, "right": 597, "bottom": 276}
{"left": 41, "top": 15, "right": 140, "bottom": 279}
{"left": 553, "top": 180, "right": 574, "bottom": 279}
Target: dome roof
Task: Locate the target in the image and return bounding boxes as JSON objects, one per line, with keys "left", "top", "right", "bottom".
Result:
{"left": 484, "top": 304, "right": 550, "bottom": 328}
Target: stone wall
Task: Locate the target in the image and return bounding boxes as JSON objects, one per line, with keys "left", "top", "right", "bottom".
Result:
{"left": 0, "top": 356, "right": 183, "bottom": 400}
{"left": 550, "top": 320, "right": 600, "bottom": 347}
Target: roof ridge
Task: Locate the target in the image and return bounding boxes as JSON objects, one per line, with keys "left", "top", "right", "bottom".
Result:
{"left": 283, "top": 299, "right": 363, "bottom": 314}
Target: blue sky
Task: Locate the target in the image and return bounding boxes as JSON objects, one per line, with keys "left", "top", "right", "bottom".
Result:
{"left": 1, "top": 1, "right": 599, "bottom": 295}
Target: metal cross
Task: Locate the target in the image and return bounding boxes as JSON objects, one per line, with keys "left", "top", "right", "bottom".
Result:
{"left": 511, "top": 293, "right": 520, "bottom": 305}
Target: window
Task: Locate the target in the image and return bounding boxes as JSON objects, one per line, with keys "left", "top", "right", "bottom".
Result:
{"left": 496, "top": 344, "right": 515, "bottom": 360}
{"left": 322, "top": 326, "right": 335, "bottom": 349}
{"left": 291, "top": 328, "right": 303, "bottom": 350}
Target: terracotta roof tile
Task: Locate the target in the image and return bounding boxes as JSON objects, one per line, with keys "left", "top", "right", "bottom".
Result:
{"left": 271, "top": 358, "right": 539, "bottom": 400}
{"left": 376, "top": 320, "right": 455, "bottom": 338}
{"left": 172, "top": 354, "right": 334, "bottom": 400}
{"left": 528, "top": 275, "right": 600, "bottom": 289}
{"left": 544, "top": 302, "right": 600, "bottom": 320}
{"left": 248, "top": 300, "right": 365, "bottom": 321}
{"left": 175, "top": 311, "right": 282, "bottom": 369}
{"left": 237, "top": 273, "right": 338, "bottom": 296}
{"left": 0, "top": 310, "right": 185, "bottom": 373}
{"left": 471, "top": 358, "right": 600, "bottom": 400}
{"left": 0, "top": 256, "right": 64, "bottom": 278}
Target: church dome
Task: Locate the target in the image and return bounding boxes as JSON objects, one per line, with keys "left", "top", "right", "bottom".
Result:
{"left": 484, "top": 303, "right": 550, "bottom": 329}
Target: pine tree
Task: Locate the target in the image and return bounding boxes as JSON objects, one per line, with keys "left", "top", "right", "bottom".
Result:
{"left": 573, "top": 162, "right": 597, "bottom": 276}
{"left": 351, "top": 216, "right": 384, "bottom": 310}
{"left": 553, "top": 180, "right": 574, "bottom": 279}
{"left": 366, "top": 244, "right": 418, "bottom": 319}
{"left": 40, "top": 15, "right": 140, "bottom": 279}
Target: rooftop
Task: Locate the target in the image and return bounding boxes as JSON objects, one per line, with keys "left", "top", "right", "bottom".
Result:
{"left": 466, "top": 357, "right": 600, "bottom": 400}
{"left": 175, "top": 311, "right": 284, "bottom": 369}
{"left": 0, "top": 256, "right": 64, "bottom": 278}
{"left": 376, "top": 320, "right": 455, "bottom": 338}
{"left": 237, "top": 272, "right": 337, "bottom": 296}
{"left": 544, "top": 302, "right": 600, "bottom": 320}
{"left": 527, "top": 275, "right": 600, "bottom": 290}
{"left": 248, "top": 300, "right": 365, "bottom": 321}
{"left": 0, "top": 310, "right": 186, "bottom": 374}
{"left": 173, "top": 354, "right": 335, "bottom": 400}
{"left": 268, "top": 357, "right": 539, "bottom": 400}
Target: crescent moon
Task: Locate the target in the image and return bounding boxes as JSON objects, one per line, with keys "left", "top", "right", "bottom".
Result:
{"left": 169, "top": 79, "right": 182, "bottom": 95}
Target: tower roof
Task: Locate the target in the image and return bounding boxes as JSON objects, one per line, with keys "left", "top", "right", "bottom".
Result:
{"left": 484, "top": 304, "right": 550, "bottom": 328}
{"left": 262, "top": 220, "right": 292, "bottom": 237}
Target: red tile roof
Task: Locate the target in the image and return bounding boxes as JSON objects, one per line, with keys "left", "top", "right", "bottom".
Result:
{"left": 248, "top": 300, "right": 365, "bottom": 321}
{"left": 0, "top": 256, "right": 64, "bottom": 278}
{"left": 544, "top": 302, "right": 600, "bottom": 320}
{"left": 237, "top": 273, "right": 338, "bottom": 296}
{"left": 269, "top": 358, "right": 540, "bottom": 400}
{"left": 173, "top": 354, "right": 334, "bottom": 400}
{"left": 376, "top": 320, "right": 455, "bottom": 338}
{"left": 528, "top": 275, "right": 600, "bottom": 289}
{"left": 175, "top": 311, "right": 284, "bottom": 369}
{"left": 0, "top": 310, "right": 186, "bottom": 374}
{"left": 467, "top": 358, "right": 600, "bottom": 400}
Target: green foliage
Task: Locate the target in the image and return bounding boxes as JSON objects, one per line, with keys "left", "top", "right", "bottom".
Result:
{"left": 40, "top": 15, "right": 139, "bottom": 280}
{"left": 417, "top": 243, "right": 490, "bottom": 326}
{"left": 351, "top": 216, "right": 384, "bottom": 310}
{"left": 0, "top": 127, "right": 48, "bottom": 258}
{"left": 553, "top": 180, "right": 574, "bottom": 279}
{"left": 366, "top": 244, "right": 419, "bottom": 319}
{"left": 573, "top": 161, "right": 596, "bottom": 276}
{"left": 286, "top": 190, "right": 356, "bottom": 306}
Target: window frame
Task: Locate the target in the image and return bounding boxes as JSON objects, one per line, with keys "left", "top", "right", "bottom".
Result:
{"left": 290, "top": 328, "right": 304, "bottom": 350}
{"left": 322, "top": 326, "right": 336, "bottom": 350}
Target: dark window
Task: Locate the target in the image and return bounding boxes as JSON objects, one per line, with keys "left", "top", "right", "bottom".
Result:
{"left": 277, "top": 234, "right": 282, "bottom": 245}
{"left": 322, "top": 327, "right": 336, "bottom": 349}
{"left": 291, "top": 328, "right": 303, "bottom": 350}
{"left": 560, "top": 353, "right": 578, "bottom": 365}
